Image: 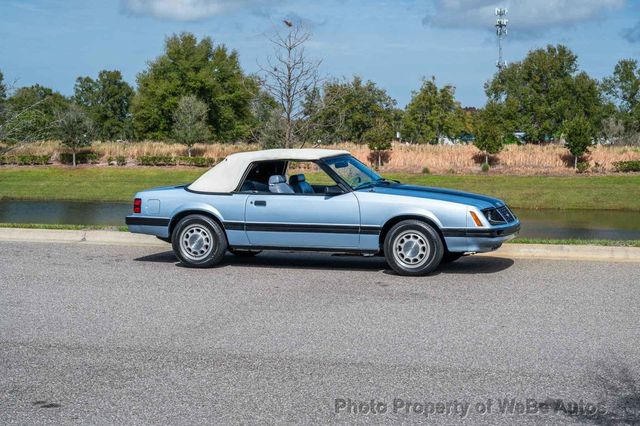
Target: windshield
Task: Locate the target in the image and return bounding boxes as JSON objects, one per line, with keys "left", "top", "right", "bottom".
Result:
{"left": 324, "top": 155, "right": 382, "bottom": 189}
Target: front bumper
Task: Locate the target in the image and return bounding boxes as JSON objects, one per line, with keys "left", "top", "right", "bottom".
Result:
{"left": 443, "top": 221, "right": 520, "bottom": 253}
{"left": 465, "top": 222, "right": 520, "bottom": 252}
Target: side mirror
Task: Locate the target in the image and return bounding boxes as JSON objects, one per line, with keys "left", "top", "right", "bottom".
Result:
{"left": 325, "top": 186, "right": 343, "bottom": 196}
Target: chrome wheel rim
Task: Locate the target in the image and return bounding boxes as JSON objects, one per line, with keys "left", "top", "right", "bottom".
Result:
{"left": 393, "top": 230, "right": 430, "bottom": 268}
{"left": 180, "top": 224, "right": 213, "bottom": 261}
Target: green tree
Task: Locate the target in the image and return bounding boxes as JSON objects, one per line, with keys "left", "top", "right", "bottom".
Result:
{"left": 311, "top": 76, "right": 397, "bottom": 143}
{"left": 73, "top": 70, "right": 134, "bottom": 141}
{"left": 0, "top": 70, "right": 6, "bottom": 102}
{"left": 602, "top": 59, "right": 640, "bottom": 135}
{"left": 473, "top": 101, "right": 505, "bottom": 165}
{"left": 132, "top": 32, "right": 257, "bottom": 141}
{"left": 0, "top": 70, "right": 7, "bottom": 136}
{"left": 172, "top": 94, "right": 211, "bottom": 156}
{"left": 485, "top": 44, "right": 605, "bottom": 142}
{"left": 3, "top": 84, "right": 68, "bottom": 142}
{"left": 365, "top": 117, "right": 393, "bottom": 168}
{"left": 563, "top": 116, "right": 594, "bottom": 169}
{"left": 56, "top": 105, "right": 94, "bottom": 167}
{"left": 402, "top": 77, "right": 464, "bottom": 144}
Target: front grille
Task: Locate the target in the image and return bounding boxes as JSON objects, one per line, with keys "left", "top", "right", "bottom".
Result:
{"left": 497, "top": 206, "right": 516, "bottom": 223}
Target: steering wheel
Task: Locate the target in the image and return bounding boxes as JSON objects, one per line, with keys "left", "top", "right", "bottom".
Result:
{"left": 350, "top": 176, "right": 362, "bottom": 187}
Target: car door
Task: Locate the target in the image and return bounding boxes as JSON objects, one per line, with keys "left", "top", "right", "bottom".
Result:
{"left": 244, "top": 191, "right": 361, "bottom": 248}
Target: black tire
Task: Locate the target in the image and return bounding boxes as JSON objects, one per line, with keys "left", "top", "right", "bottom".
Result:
{"left": 383, "top": 220, "right": 444, "bottom": 276}
{"left": 229, "top": 248, "right": 262, "bottom": 257}
{"left": 441, "top": 252, "right": 464, "bottom": 264}
{"left": 172, "top": 215, "right": 227, "bottom": 268}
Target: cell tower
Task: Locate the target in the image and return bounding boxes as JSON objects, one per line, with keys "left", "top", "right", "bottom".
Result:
{"left": 495, "top": 8, "right": 508, "bottom": 70}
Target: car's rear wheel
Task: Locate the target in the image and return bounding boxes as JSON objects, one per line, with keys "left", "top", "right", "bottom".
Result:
{"left": 383, "top": 220, "right": 444, "bottom": 276}
{"left": 172, "top": 215, "right": 227, "bottom": 268}
{"left": 229, "top": 248, "right": 262, "bottom": 257}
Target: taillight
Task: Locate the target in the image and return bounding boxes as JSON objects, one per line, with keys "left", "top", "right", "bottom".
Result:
{"left": 133, "top": 198, "right": 142, "bottom": 213}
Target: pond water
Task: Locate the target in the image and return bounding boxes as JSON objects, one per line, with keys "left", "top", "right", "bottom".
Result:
{"left": 1, "top": 200, "right": 639, "bottom": 240}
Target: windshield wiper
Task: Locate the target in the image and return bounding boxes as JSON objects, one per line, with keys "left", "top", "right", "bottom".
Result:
{"left": 375, "top": 177, "right": 400, "bottom": 184}
{"left": 353, "top": 178, "right": 400, "bottom": 191}
{"left": 353, "top": 181, "right": 376, "bottom": 190}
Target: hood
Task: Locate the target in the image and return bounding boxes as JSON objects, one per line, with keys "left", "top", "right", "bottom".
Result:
{"left": 369, "top": 184, "right": 504, "bottom": 210}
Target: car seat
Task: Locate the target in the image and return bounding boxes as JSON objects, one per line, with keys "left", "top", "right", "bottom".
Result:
{"left": 268, "top": 175, "right": 294, "bottom": 193}
{"left": 289, "top": 174, "right": 314, "bottom": 194}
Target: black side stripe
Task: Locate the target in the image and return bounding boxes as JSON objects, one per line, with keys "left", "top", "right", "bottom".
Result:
{"left": 224, "top": 222, "right": 382, "bottom": 235}
{"left": 125, "top": 217, "right": 170, "bottom": 226}
{"left": 223, "top": 221, "right": 245, "bottom": 231}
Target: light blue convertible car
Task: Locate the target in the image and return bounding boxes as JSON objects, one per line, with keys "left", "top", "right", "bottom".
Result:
{"left": 126, "top": 149, "right": 520, "bottom": 275}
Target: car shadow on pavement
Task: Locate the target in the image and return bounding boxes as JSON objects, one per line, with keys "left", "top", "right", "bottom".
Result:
{"left": 436, "top": 256, "right": 514, "bottom": 275}
{"left": 134, "top": 250, "right": 514, "bottom": 275}
{"left": 134, "top": 251, "right": 178, "bottom": 263}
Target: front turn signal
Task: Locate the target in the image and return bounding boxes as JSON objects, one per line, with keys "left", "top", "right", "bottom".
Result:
{"left": 469, "top": 211, "right": 483, "bottom": 227}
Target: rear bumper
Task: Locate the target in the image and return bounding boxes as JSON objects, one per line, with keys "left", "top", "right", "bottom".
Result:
{"left": 126, "top": 216, "right": 170, "bottom": 238}
{"left": 125, "top": 216, "right": 170, "bottom": 227}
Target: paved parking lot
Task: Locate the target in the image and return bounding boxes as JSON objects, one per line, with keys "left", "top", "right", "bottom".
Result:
{"left": 1, "top": 241, "right": 639, "bottom": 424}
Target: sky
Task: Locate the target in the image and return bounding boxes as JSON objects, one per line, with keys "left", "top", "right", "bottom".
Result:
{"left": 1, "top": 0, "right": 639, "bottom": 107}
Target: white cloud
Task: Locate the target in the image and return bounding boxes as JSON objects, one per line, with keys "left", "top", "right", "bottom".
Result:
{"left": 122, "top": 0, "right": 276, "bottom": 21}
{"left": 423, "top": 0, "right": 626, "bottom": 31}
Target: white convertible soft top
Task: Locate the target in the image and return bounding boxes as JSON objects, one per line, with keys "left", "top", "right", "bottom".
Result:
{"left": 188, "top": 148, "right": 349, "bottom": 193}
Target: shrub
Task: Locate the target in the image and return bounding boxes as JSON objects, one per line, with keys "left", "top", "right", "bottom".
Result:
{"left": 137, "top": 156, "right": 177, "bottom": 166}
{"left": 421, "top": 166, "right": 430, "bottom": 174}
{"left": 613, "top": 160, "right": 640, "bottom": 172}
{"left": 0, "top": 155, "right": 50, "bottom": 165}
{"left": 59, "top": 152, "right": 99, "bottom": 165}
{"left": 481, "top": 163, "right": 490, "bottom": 173}
{"left": 108, "top": 156, "right": 127, "bottom": 166}
{"left": 576, "top": 161, "right": 590, "bottom": 174}
{"left": 176, "top": 156, "right": 216, "bottom": 167}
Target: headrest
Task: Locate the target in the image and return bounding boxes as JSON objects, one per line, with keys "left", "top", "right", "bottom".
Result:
{"left": 268, "top": 175, "right": 286, "bottom": 185}
{"left": 289, "top": 174, "right": 306, "bottom": 184}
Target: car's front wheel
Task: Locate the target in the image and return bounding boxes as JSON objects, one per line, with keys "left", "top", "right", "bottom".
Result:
{"left": 172, "top": 215, "right": 227, "bottom": 268}
{"left": 383, "top": 220, "right": 444, "bottom": 276}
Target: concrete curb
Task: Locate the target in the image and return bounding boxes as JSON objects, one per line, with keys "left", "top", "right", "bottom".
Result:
{"left": 0, "top": 228, "right": 165, "bottom": 247}
{"left": 479, "top": 243, "right": 640, "bottom": 262}
{"left": 0, "top": 228, "right": 639, "bottom": 262}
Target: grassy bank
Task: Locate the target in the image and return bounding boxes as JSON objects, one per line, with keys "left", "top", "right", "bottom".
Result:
{"left": 511, "top": 238, "right": 640, "bottom": 248}
{"left": 1, "top": 167, "right": 639, "bottom": 210}
{"left": 0, "top": 223, "right": 128, "bottom": 231}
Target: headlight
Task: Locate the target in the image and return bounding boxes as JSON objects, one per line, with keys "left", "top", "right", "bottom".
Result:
{"left": 483, "top": 208, "right": 506, "bottom": 224}
{"left": 482, "top": 206, "right": 516, "bottom": 225}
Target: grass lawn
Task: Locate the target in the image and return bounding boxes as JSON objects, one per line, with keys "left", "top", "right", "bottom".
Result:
{"left": 1, "top": 166, "right": 639, "bottom": 210}
{"left": 0, "top": 223, "right": 128, "bottom": 232}
{"left": 511, "top": 238, "right": 640, "bottom": 247}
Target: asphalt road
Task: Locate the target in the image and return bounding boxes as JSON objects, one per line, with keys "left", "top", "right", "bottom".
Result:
{"left": 1, "top": 241, "right": 639, "bottom": 425}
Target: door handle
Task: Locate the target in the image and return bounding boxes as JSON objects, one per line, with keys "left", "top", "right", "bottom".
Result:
{"left": 254, "top": 200, "right": 267, "bottom": 206}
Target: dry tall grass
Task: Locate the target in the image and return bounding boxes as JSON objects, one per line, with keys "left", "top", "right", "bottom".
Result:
{"left": 3, "top": 140, "right": 639, "bottom": 175}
